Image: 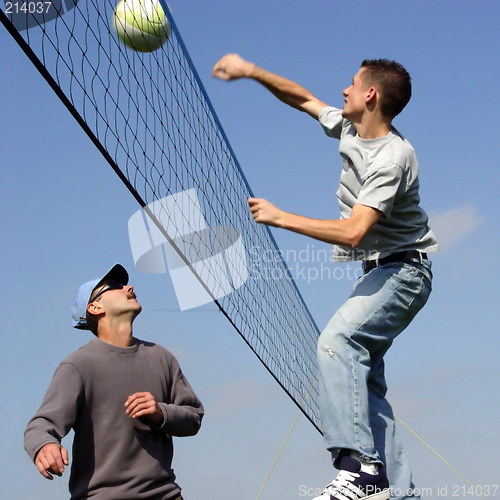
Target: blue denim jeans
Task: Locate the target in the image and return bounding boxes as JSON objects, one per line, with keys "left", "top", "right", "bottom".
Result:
{"left": 317, "top": 258, "right": 433, "bottom": 500}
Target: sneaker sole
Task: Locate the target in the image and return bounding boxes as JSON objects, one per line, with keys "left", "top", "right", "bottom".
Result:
{"left": 365, "top": 488, "right": 390, "bottom": 500}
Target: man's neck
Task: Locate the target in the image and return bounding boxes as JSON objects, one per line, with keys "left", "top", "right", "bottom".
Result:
{"left": 354, "top": 120, "right": 391, "bottom": 139}
{"left": 97, "top": 321, "right": 135, "bottom": 347}
{"left": 347, "top": 107, "right": 392, "bottom": 139}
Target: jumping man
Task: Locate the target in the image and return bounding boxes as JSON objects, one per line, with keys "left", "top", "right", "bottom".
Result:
{"left": 213, "top": 54, "right": 438, "bottom": 500}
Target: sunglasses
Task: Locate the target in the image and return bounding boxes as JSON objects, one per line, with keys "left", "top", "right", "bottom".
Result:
{"left": 89, "top": 280, "right": 124, "bottom": 303}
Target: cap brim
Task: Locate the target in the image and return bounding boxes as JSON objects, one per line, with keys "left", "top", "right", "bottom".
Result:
{"left": 96, "top": 264, "right": 129, "bottom": 288}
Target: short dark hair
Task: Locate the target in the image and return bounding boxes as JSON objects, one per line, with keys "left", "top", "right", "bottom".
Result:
{"left": 360, "top": 59, "right": 412, "bottom": 119}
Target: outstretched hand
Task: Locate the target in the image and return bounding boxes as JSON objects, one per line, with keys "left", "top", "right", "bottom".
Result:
{"left": 35, "top": 442, "right": 69, "bottom": 480}
{"left": 248, "top": 197, "right": 285, "bottom": 227}
{"left": 212, "top": 53, "right": 253, "bottom": 81}
{"left": 125, "top": 392, "right": 164, "bottom": 425}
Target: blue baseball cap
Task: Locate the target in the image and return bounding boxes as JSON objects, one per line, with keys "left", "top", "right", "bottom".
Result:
{"left": 71, "top": 264, "right": 129, "bottom": 330}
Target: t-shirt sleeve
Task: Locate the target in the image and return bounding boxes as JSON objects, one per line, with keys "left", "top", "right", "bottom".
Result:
{"left": 357, "top": 164, "right": 404, "bottom": 218}
{"left": 318, "top": 106, "right": 344, "bottom": 139}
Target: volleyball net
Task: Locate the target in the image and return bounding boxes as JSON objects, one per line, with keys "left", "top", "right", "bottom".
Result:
{"left": 0, "top": 0, "right": 321, "bottom": 431}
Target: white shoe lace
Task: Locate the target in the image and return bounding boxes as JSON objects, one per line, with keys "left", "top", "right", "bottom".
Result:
{"left": 319, "top": 470, "right": 366, "bottom": 500}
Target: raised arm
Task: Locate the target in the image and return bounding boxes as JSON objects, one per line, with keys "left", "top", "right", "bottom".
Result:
{"left": 212, "top": 53, "right": 328, "bottom": 120}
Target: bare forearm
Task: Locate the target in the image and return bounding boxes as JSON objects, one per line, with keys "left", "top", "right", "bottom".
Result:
{"left": 249, "top": 198, "right": 381, "bottom": 247}
{"left": 212, "top": 54, "right": 326, "bottom": 118}
{"left": 246, "top": 64, "right": 320, "bottom": 113}
{"left": 277, "top": 212, "right": 366, "bottom": 247}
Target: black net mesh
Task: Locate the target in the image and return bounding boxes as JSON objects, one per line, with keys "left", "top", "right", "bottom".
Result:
{"left": 1, "top": 0, "right": 321, "bottom": 431}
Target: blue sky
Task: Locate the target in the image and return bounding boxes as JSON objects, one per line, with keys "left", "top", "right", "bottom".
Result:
{"left": 1, "top": 1, "right": 499, "bottom": 499}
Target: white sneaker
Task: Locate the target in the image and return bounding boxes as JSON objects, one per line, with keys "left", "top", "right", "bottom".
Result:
{"left": 313, "top": 456, "right": 390, "bottom": 500}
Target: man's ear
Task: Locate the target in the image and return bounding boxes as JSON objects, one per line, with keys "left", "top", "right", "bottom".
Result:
{"left": 365, "top": 86, "right": 377, "bottom": 103}
{"left": 87, "top": 301, "right": 104, "bottom": 317}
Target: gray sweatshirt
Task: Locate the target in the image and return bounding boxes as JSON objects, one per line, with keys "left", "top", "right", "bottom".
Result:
{"left": 24, "top": 337, "right": 204, "bottom": 499}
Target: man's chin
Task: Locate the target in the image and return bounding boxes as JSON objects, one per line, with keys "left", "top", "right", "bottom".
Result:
{"left": 132, "top": 304, "right": 143, "bottom": 318}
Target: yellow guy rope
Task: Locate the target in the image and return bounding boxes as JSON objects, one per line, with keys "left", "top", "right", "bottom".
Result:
{"left": 256, "top": 380, "right": 489, "bottom": 500}
{"left": 255, "top": 377, "right": 318, "bottom": 500}
{"left": 395, "top": 416, "right": 489, "bottom": 500}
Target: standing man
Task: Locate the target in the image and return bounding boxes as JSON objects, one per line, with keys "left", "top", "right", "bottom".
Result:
{"left": 213, "top": 54, "right": 438, "bottom": 500}
{"left": 24, "top": 264, "right": 204, "bottom": 500}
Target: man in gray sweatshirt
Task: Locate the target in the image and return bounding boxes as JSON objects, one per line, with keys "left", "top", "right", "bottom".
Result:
{"left": 24, "top": 264, "right": 204, "bottom": 500}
